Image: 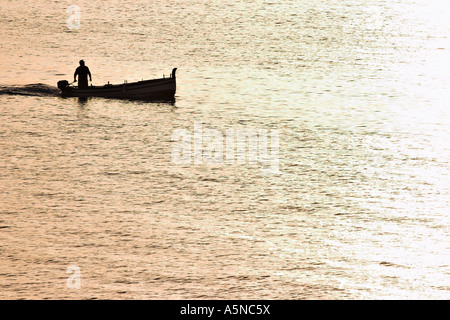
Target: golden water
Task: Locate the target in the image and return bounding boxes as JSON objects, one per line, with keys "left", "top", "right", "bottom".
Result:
{"left": 0, "top": 0, "right": 449, "bottom": 299}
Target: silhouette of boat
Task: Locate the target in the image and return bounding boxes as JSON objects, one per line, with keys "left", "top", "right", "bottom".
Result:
{"left": 57, "top": 68, "right": 177, "bottom": 100}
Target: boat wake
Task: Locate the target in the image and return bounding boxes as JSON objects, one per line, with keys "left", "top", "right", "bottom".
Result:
{"left": 0, "top": 84, "right": 60, "bottom": 97}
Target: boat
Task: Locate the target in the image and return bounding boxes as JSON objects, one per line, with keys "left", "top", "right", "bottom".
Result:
{"left": 57, "top": 68, "right": 177, "bottom": 100}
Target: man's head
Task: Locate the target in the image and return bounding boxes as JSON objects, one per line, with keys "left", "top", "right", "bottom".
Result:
{"left": 79, "top": 60, "right": 85, "bottom": 66}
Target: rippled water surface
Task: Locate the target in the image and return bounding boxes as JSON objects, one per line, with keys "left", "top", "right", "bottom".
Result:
{"left": 1, "top": 0, "right": 449, "bottom": 299}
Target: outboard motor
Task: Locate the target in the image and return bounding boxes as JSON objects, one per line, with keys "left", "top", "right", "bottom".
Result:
{"left": 57, "top": 80, "right": 69, "bottom": 90}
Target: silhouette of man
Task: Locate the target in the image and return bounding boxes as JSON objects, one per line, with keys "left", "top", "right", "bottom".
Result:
{"left": 74, "top": 60, "right": 92, "bottom": 89}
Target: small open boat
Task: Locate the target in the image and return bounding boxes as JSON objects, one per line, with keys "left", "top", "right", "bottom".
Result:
{"left": 57, "top": 68, "right": 177, "bottom": 100}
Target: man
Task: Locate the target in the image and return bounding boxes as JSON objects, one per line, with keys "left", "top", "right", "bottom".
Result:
{"left": 74, "top": 60, "right": 92, "bottom": 89}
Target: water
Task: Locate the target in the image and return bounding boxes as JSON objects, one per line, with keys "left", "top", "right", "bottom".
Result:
{"left": 0, "top": 0, "right": 449, "bottom": 299}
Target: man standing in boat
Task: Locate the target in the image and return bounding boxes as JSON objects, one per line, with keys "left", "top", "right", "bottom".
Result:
{"left": 74, "top": 60, "right": 92, "bottom": 89}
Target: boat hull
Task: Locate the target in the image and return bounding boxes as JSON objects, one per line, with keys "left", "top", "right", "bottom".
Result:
{"left": 59, "top": 68, "right": 177, "bottom": 100}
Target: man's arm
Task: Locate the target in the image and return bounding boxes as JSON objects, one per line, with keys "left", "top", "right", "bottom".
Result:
{"left": 88, "top": 68, "right": 92, "bottom": 81}
{"left": 74, "top": 68, "right": 78, "bottom": 82}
